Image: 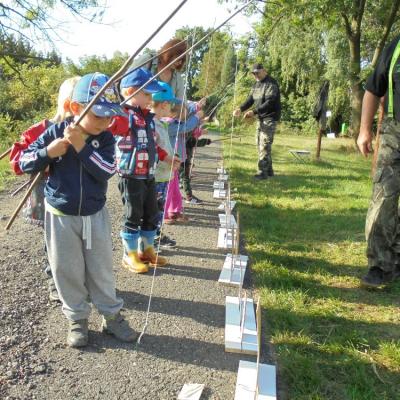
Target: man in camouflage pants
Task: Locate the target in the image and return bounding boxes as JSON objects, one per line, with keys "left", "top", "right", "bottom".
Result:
{"left": 234, "top": 63, "right": 281, "bottom": 179}
{"left": 358, "top": 35, "right": 400, "bottom": 287}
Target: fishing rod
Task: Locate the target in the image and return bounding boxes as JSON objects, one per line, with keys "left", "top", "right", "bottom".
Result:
{"left": 10, "top": 177, "right": 32, "bottom": 197}
{"left": 0, "top": 148, "right": 11, "bottom": 161}
{"left": 5, "top": 0, "right": 189, "bottom": 231}
{"left": 121, "top": 0, "right": 255, "bottom": 106}
{"left": 211, "top": 135, "right": 241, "bottom": 143}
{"left": 116, "top": 39, "right": 187, "bottom": 83}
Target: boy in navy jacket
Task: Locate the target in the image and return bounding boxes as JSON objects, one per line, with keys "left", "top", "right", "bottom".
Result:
{"left": 19, "top": 73, "right": 136, "bottom": 348}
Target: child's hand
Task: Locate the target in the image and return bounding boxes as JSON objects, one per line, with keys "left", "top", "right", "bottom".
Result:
{"left": 196, "top": 110, "right": 205, "bottom": 119}
{"left": 165, "top": 155, "right": 181, "bottom": 171}
{"left": 197, "top": 97, "right": 206, "bottom": 109}
{"left": 47, "top": 138, "right": 70, "bottom": 159}
{"left": 174, "top": 105, "right": 188, "bottom": 121}
{"left": 172, "top": 156, "right": 181, "bottom": 171}
{"left": 64, "top": 124, "right": 86, "bottom": 153}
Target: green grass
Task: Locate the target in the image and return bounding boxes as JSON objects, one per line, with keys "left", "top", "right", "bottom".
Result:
{"left": 0, "top": 156, "right": 14, "bottom": 191}
{"left": 223, "top": 129, "right": 400, "bottom": 400}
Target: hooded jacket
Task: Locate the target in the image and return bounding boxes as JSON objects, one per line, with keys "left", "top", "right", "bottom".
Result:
{"left": 19, "top": 119, "right": 116, "bottom": 216}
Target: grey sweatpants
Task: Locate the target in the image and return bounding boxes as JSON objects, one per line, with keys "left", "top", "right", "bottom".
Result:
{"left": 45, "top": 207, "right": 123, "bottom": 321}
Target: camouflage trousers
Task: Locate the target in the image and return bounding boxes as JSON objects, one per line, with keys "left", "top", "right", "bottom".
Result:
{"left": 366, "top": 117, "right": 400, "bottom": 272}
{"left": 257, "top": 118, "right": 277, "bottom": 175}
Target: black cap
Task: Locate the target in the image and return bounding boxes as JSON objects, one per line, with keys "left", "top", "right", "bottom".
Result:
{"left": 252, "top": 63, "right": 264, "bottom": 72}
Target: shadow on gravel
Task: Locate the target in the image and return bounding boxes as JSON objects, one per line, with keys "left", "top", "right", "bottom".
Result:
{"left": 86, "top": 331, "right": 252, "bottom": 371}
{"left": 118, "top": 291, "right": 225, "bottom": 328}
{"left": 171, "top": 245, "right": 226, "bottom": 259}
{"left": 137, "top": 334, "right": 249, "bottom": 371}
{"left": 156, "top": 263, "right": 221, "bottom": 281}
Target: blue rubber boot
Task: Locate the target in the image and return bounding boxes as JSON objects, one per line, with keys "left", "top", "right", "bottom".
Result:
{"left": 139, "top": 230, "right": 167, "bottom": 266}
{"left": 120, "top": 231, "right": 148, "bottom": 274}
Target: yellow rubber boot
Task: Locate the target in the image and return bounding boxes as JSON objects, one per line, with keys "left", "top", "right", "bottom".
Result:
{"left": 122, "top": 251, "right": 149, "bottom": 274}
{"left": 139, "top": 247, "right": 167, "bottom": 267}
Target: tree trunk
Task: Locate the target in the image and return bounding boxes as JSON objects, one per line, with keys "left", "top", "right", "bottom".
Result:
{"left": 348, "top": 33, "right": 363, "bottom": 139}
{"left": 371, "top": 0, "right": 400, "bottom": 67}
{"left": 316, "top": 127, "right": 323, "bottom": 160}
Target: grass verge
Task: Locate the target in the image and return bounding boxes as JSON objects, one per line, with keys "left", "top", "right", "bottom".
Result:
{"left": 223, "top": 128, "right": 400, "bottom": 400}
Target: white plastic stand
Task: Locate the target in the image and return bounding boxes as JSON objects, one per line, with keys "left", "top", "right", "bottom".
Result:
{"left": 234, "top": 361, "right": 276, "bottom": 400}
{"left": 219, "top": 254, "right": 248, "bottom": 286}
{"left": 213, "top": 180, "right": 225, "bottom": 190}
{"left": 178, "top": 383, "right": 205, "bottom": 400}
{"left": 225, "top": 295, "right": 258, "bottom": 355}
{"left": 218, "top": 173, "right": 229, "bottom": 181}
{"left": 213, "top": 189, "right": 227, "bottom": 199}
{"left": 217, "top": 227, "right": 235, "bottom": 249}
{"left": 219, "top": 211, "right": 248, "bottom": 286}
{"left": 234, "top": 300, "right": 277, "bottom": 399}
{"left": 219, "top": 213, "right": 237, "bottom": 228}
{"left": 218, "top": 200, "right": 236, "bottom": 211}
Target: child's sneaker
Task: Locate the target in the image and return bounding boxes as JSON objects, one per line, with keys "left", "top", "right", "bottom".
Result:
{"left": 185, "top": 195, "right": 203, "bottom": 205}
{"left": 48, "top": 278, "right": 61, "bottom": 303}
{"left": 158, "top": 234, "right": 176, "bottom": 248}
{"left": 139, "top": 247, "right": 167, "bottom": 266}
{"left": 164, "top": 213, "right": 189, "bottom": 225}
{"left": 122, "top": 252, "right": 149, "bottom": 274}
{"left": 101, "top": 313, "right": 137, "bottom": 342}
{"left": 67, "top": 319, "right": 88, "bottom": 348}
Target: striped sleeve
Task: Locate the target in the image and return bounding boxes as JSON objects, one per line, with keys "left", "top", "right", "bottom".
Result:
{"left": 77, "top": 134, "right": 116, "bottom": 181}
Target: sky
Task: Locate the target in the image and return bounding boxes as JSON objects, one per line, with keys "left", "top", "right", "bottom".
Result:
{"left": 50, "top": 0, "right": 258, "bottom": 62}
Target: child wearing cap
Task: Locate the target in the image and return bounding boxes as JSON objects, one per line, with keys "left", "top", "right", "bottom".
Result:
{"left": 110, "top": 67, "right": 180, "bottom": 274}
{"left": 152, "top": 81, "right": 201, "bottom": 240}
{"left": 19, "top": 72, "right": 136, "bottom": 348}
{"left": 9, "top": 76, "right": 80, "bottom": 302}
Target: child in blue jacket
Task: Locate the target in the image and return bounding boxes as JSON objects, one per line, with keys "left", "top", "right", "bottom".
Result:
{"left": 19, "top": 73, "right": 136, "bottom": 348}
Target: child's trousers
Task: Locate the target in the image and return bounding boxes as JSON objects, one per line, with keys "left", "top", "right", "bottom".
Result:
{"left": 118, "top": 177, "right": 159, "bottom": 232}
{"left": 45, "top": 207, "right": 123, "bottom": 321}
{"left": 165, "top": 171, "right": 183, "bottom": 218}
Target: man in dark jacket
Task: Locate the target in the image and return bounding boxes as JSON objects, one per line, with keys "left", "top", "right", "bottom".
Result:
{"left": 234, "top": 63, "right": 281, "bottom": 179}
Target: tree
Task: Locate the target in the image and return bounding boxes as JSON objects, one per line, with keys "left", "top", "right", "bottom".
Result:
{"left": 175, "top": 26, "right": 213, "bottom": 99}
{"left": 65, "top": 51, "right": 129, "bottom": 77}
{"left": 0, "top": 1, "right": 104, "bottom": 68}
{"left": 227, "top": 0, "right": 400, "bottom": 137}
{"left": 194, "top": 31, "right": 236, "bottom": 98}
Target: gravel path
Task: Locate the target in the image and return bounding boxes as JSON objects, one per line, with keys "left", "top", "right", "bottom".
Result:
{"left": 0, "top": 132, "right": 254, "bottom": 400}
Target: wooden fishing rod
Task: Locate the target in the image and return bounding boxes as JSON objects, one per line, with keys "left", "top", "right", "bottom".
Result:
{"left": 116, "top": 38, "right": 187, "bottom": 83}
{"left": 0, "top": 148, "right": 11, "bottom": 161}
{"left": 5, "top": 0, "right": 189, "bottom": 231}
{"left": 211, "top": 135, "right": 241, "bottom": 143}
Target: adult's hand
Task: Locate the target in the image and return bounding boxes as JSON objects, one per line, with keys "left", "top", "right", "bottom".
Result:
{"left": 243, "top": 110, "right": 254, "bottom": 119}
{"left": 233, "top": 109, "right": 241, "bottom": 117}
{"left": 357, "top": 129, "right": 373, "bottom": 157}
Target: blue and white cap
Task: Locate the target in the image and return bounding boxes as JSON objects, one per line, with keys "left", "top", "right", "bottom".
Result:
{"left": 120, "top": 67, "right": 164, "bottom": 93}
{"left": 72, "top": 72, "right": 125, "bottom": 117}
{"left": 152, "top": 81, "right": 182, "bottom": 104}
